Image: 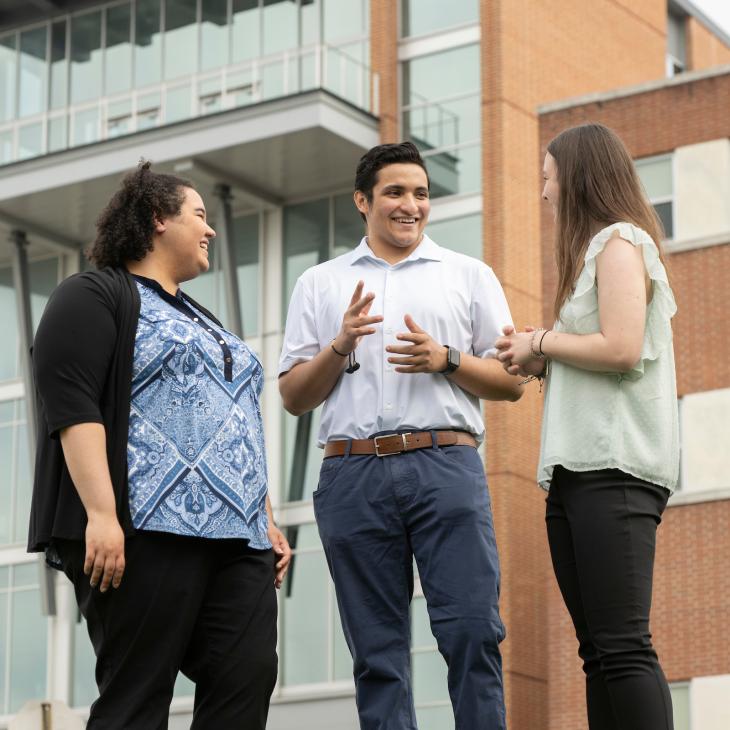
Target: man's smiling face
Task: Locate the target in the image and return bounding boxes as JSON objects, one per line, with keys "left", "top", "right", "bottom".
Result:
{"left": 355, "top": 162, "right": 430, "bottom": 254}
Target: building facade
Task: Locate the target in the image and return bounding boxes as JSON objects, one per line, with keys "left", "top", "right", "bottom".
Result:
{"left": 0, "top": 1, "right": 728, "bottom": 728}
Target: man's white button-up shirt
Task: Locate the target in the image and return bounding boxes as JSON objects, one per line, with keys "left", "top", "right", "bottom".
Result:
{"left": 278, "top": 235, "right": 514, "bottom": 446}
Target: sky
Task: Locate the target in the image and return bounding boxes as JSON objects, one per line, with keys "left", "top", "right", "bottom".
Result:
{"left": 691, "top": 0, "right": 730, "bottom": 37}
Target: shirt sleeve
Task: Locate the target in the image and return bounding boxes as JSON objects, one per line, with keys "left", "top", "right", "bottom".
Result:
{"left": 32, "top": 274, "right": 118, "bottom": 437}
{"left": 471, "top": 263, "right": 514, "bottom": 359}
{"left": 278, "top": 273, "right": 320, "bottom": 376}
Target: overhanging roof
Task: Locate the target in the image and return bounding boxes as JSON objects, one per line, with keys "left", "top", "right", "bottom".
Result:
{"left": 0, "top": 90, "right": 379, "bottom": 264}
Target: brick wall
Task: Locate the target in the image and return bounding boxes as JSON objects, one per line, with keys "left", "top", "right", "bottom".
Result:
{"left": 687, "top": 17, "right": 730, "bottom": 71}
{"left": 539, "top": 71, "right": 730, "bottom": 730}
{"left": 481, "top": 2, "right": 669, "bottom": 727}
{"left": 369, "top": 4, "right": 730, "bottom": 727}
{"left": 369, "top": 0, "right": 399, "bottom": 142}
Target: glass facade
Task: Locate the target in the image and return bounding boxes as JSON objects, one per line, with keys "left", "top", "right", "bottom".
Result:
{"left": 401, "top": 0, "right": 478, "bottom": 38}
{"left": 0, "top": 0, "right": 373, "bottom": 166}
{"left": 402, "top": 43, "right": 481, "bottom": 198}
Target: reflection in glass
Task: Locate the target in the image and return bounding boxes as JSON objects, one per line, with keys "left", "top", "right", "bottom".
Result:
{"left": 50, "top": 21, "right": 68, "bottom": 110}
{"left": 0, "top": 34, "right": 16, "bottom": 122}
{"left": 636, "top": 156, "right": 672, "bottom": 199}
{"left": 0, "top": 130, "right": 12, "bottom": 164}
{"left": 18, "top": 123, "right": 43, "bottom": 160}
{"left": 263, "top": 0, "right": 298, "bottom": 56}
{"left": 0, "top": 577, "right": 5, "bottom": 712}
{"left": 234, "top": 214, "right": 260, "bottom": 337}
{"left": 283, "top": 198, "right": 329, "bottom": 317}
{"left": 19, "top": 27, "right": 47, "bottom": 118}
{"left": 165, "top": 84, "right": 191, "bottom": 123}
{"left": 323, "top": 0, "right": 365, "bottom": 42}
{"left": 416, "top": 705, "right": 455, "bottom": 730}
{"left": 334, "top": 193, "right": 363, "bottom": 256}
{"left": 72, "top": 108, "right": 99, "bottom": 146}
{"left": 72, "top": 616, "right": 97, "bottom": 707}
{"left": 0, "top": 267, "right": 18, "bottom": 380}
{"left": 9, "top": 581, "right": 47, "bottom": 712}
{"left": 283, "top": 407, "right": 323, "bottom": 502}
{"left": 406, "top": 95, "right": 479, "bottom": 151}
{"left": 13, "top": 422, "right": 31, "bottom": 544}
{"left": 404, "top": 45, "right": 480, "bottom": 108}
{"left": 105, "top": 3, "right": 132, "bottom": 95}
{"left": 282, "top": 525, "right": 329, "bottom": 685}
{"left": 301, "top": 0, "right": 319, "bottom": 46}
{"left": 164, "top": 0, "right": 197, "bottom": 80}
{"left": 232, "top": 0, "right": 261, "bottom": 63}
{"left": 0, "top": 418, "right": 12, "bottom": 545}
{"left": 424, "top": 143, "right": 481, "bottom": 198}
{"left": 135, "top": 0, "right": 162, "bottom": 87}
{"left": 70, "top": 11, "right": 102, "bottom": 104}
{"left": 426, "top": 213, "right": 482, "bottom": 260}
{"left": 413, "top": 650, "right": 449, "bottom": 704}
{"left": 402, "top": 0, "right": 478, "bottom": 38}
{"left": 202, "top": 0, "right": 229, "bottom": 71}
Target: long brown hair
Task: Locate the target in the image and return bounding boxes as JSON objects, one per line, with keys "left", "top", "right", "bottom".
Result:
{"left": 547, "top": 123, "right": 667, "bottom": 321}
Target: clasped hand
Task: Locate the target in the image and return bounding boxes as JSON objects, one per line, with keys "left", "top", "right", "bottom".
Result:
{"left": 495, "top": 325, "right": 545, "bottom": 378}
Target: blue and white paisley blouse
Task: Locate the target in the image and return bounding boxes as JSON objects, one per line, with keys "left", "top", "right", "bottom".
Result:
{"left": 126, "top": 277, "right": 270, "bottom": 548}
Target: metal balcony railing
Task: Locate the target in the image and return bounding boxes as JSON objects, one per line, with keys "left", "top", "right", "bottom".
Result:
{"left": 0, "top": 43, "right": 379, "bottom": 166}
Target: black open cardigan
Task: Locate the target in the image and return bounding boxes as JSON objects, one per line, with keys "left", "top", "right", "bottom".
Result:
{"left": 27, "top": 266, "right": 222, "bottom": 556}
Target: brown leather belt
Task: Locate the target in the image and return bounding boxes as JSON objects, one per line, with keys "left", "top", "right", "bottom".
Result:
{"left": 324, "top": 430, "right": 477, "bottom": 458}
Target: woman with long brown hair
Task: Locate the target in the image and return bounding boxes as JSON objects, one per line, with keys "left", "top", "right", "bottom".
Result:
{"left": 496, "top": 123, "right": 677, "bottom": 730}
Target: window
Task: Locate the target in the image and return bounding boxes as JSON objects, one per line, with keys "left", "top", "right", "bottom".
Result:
{"left": 411, "top": 593, "right": 453, "bottom": 729}
{"left": 636, "top": 155, "right": 673, "bottom": 239}
{"left": 0, "top": 34, "right": 16, "bottom": 123}
{"left": 70, "top": 11, "right": 103, "bottom": 105}
{"left": 426, "top": 212, "right": 482, "bottom": 260}
{"left": 401, "top": 0, "right": 479, "bottom": 39}
{"left": 0, "top": 563, "right": 48, "bottom": 714}
{"left": 670, "top": 682, "right": 690, "bottom": 730}
{"left": 678, "top": 387, "right": 730, "bottom": 494}
{"left": 666, "top": 11, "right": 687, "bottom": 77}
{"left": 182, "top": 211, "right": 261, "bottom": 338}
{"left": 18, "top": 26, "right": 47, "bottom": 119}
{"left": 105, "top": 3, "right": 132, "bottom": 95}
{"left": 402, "top": 44, "right": 481, "bottom": 197}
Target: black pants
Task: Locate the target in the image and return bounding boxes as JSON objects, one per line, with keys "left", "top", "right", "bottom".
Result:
{"left": 546, "top": 467, "right": 673, "bottom": 730}
{"left": 57, "top": 531, "right": 278, "bottom": 730}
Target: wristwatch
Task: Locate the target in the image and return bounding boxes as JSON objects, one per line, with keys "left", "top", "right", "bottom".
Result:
{"left": 440, "top": 346, "right": 461, "bottom": 374}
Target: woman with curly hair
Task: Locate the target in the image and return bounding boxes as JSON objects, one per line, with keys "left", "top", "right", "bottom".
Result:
{"left": 28, "top": 161, "right": 290, "bottom": 729}
{"left": 496, "top": 123, "right": 677, "bottom": 730}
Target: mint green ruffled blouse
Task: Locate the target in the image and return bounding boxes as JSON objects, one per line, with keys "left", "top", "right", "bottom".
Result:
{"left": 538, "top": 222, "right": 679, "bottom": 493}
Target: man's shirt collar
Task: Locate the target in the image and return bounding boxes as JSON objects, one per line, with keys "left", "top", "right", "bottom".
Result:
{"left": 348, "top": 234, "right": 443, "bottom": 266}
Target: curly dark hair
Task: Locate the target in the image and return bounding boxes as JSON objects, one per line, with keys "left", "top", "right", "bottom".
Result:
{"left": 87, "top": 160, "right": 194, "bottom": 268}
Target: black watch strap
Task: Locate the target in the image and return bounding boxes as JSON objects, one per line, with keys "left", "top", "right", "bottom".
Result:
{"left": 440, "top": 346, "right": 460, "bottom": 374}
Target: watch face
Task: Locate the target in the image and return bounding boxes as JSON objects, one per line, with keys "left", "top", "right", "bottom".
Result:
{"left": 448, "top": 347, "right": 460, "bottom": 371}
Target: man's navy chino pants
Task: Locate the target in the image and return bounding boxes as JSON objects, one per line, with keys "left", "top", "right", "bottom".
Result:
{"left": 313, "top": 434, "right": 506, "bottom": 730}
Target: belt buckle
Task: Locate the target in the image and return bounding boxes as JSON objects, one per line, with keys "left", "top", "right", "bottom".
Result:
{"left": 374, "top": 433, "right": 410, "bottom": 457}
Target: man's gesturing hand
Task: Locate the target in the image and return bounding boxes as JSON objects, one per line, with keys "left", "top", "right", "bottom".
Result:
{"left": 332, "top": 280, "right": 383, "bottom": 355}
{"left": 386, "top": 315, "right": 448, "bottom": 374}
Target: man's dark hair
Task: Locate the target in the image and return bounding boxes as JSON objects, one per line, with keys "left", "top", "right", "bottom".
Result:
{"left": 87, "top": 160, "right": 193, "bottom": 269}
{"left": 354, "top": 141, "right": 430, "bottom": 221}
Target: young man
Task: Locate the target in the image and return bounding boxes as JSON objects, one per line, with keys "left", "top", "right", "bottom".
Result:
{"left": 278, "top": 142, "right": 522, "bottom": 729}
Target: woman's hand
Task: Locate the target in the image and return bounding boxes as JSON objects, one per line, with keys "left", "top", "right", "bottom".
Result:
{"left": 495, "top": 325, "right": 545, "bottom": 373}
{"left": 84, "top": 510, "right": 126, "bottom": 592}
{"left": 268, "top": 524, "right": 292, "bottom": 589}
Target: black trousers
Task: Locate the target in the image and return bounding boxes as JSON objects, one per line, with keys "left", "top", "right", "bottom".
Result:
{"left": 546, "top": 466, "right": 673, "bottom": 730}
{"left": 57, "top": 531, "right": 278, "bottom": 730}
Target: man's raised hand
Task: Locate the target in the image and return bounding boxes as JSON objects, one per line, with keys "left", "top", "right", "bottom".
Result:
{"left": 332, "top": 280, "right": 383, "bottom": 355}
